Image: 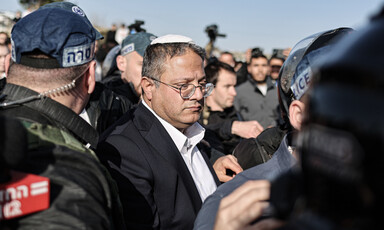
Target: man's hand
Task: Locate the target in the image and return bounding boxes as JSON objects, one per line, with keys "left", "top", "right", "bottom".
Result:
{"left": 214, "top": 180, "right": 285, "bottom": 230}
{"left": 231, "top": 120, "right": 264, "bottom": 139}
{"left": 213, "top": 155, "right": 243, "bottom": 182}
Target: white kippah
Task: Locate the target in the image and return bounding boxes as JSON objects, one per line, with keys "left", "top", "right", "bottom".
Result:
{"left": 150, "top": 34, "right": 195, "bottom": 45}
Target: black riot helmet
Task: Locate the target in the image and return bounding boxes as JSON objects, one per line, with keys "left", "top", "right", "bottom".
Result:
{"left": 297, "top": 12, "right": 384, "bottom": 226}
{"left": 277, "top": 28, "right": 352, "bottom": 128}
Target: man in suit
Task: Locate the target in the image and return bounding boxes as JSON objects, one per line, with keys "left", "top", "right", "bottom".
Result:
{"left": 97, "top": 34, "right": 242, "bottom": 230}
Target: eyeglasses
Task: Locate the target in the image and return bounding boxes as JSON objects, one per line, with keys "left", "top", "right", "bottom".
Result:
{"left": 271, "top": 65, "right": 282, "bottom": 69}
{"left": 148, "top": 77, "right": 214, "bottom": 99}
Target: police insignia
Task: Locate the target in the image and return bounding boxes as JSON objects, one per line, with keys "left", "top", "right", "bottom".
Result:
{"left": 71, "top": 6, "right": 85, "bottom": 17}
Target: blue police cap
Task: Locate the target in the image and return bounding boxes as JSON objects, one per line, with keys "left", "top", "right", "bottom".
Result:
{"left": 11, "top": 7, "right": 98, "bottom": 68}
{"left": 39, "top": 2, "right": 103, "bottom": 40}
{"left": 121, "top": 32, "right": 157, "bottom": 57}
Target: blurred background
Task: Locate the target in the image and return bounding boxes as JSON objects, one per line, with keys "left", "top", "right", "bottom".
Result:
{"left": 1, "top": 0, "right": 383, "bottom": 60}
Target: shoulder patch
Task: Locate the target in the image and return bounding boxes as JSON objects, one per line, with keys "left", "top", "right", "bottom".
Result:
{"left": 63, "top": 42, "right": 95, "bottom": 67}
{"left": 121, "top": 43, "right": 135, "bottom": 56}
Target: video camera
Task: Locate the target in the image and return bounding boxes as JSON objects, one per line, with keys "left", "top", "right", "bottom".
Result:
{"left": 205, "top": 24, "right": 226, "bottom": 42}
{"left": 271, "top": 48, "right": 286, "bottom": 60}
{"left": 251, "top": 47, "right": 264, "bottom": 57}
{"left": 128, "top": 20, "right": 146, "bottom": 34}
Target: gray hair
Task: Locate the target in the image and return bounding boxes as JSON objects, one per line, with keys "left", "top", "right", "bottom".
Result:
{"left": 142, "top": 42, "right": 206, "bottom": 87}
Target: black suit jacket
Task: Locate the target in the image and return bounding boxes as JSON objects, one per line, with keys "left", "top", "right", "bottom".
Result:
{"left": 97, "top": 102, "right": 220, "bottom": 230}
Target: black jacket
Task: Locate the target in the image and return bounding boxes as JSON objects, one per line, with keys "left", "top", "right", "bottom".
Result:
{"left": 97, "top": 102, "right": 220, "bottom": 230}
{"left": 0, "top": 84, "right": 125, "bottom": 229}
{"left": 1, "top": 83, "right": 98, "bottom": 147}
{"left": 233, "top": 125, "right": 288, "bottom": 170}
{"left": 101, "top": 74, "right": 140, "bottom": 105}
{"left": 87, "top": 81, "right": 137, "bottom": 134}
{"left": 0, "top": 77, "right": 6, "bottom": 92}
{"left": 205, "top": 106, "right": 242, "bottom": 155}
{"left": 86, "top": 74, "right": 140, "bottom": 134}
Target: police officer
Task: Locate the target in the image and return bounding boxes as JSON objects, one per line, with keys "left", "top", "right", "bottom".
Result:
{"left": 0, "top": 4, "right": 124, "bottom": 229}
{"left": 280, "top": 8, "right": 384, "bottom": 229}
{"left": 233, "top": 27, "right": 352, "bottom": 170}
{"left": 194, "top": 27, "right": 351, "bottom": 230}
{"left": 212, "top": 7, "right": 384, "bottom": 229}
{"left": 85, "top": 32, "right": 157, "bottom": 134}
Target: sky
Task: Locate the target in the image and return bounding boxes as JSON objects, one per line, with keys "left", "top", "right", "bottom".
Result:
{"left": 2, "top": 0, "right": 384, "bottom": 55}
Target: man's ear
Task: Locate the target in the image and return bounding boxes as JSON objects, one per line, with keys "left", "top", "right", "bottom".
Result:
{"left": 289, "top": 100, "right": 305, "bottom": 131}
{"left": 5, "top": 53, "right": 11, "bottom": 76}
{"left": 247, "top": 64, "right": 251, "bottom": 74}
{"left": 116, "top": 55, "right": 126, "bottom": 72}
{"left": 210, "top": 88, "right": 216, "bottom": 96}
{"left": 141, "top": 76, "right": 154, "bottom": 100}
{"left": 85, "top": 61, "right": 96, "bottom": 94}
{"left": 205, "top": 89, "right": 216, "bottom": 109}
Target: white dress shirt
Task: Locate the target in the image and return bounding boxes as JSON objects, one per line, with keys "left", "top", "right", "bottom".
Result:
{"left": 143, "top": 101, "right": 217, "bottom": 201}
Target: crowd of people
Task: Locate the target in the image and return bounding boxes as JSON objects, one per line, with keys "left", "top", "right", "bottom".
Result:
{"left": 0, "top": 2, "right": 383, "bottom": 230}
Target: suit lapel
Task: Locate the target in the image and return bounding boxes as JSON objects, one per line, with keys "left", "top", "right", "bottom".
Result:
{"left": 133, "top": 103, "right": 203, "bottom": 212}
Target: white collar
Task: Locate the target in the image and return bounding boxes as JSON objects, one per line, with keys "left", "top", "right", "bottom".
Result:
{"left": 256, "top": 83, "right": 268, "bottom": 96}
{"left": 142, "top": 100, "right": 205, "bottom": 152}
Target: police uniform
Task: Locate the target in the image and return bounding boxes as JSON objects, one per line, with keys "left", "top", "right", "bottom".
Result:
{"left": 194, "top": 134, "right": 297, "bottom": 230}
{"left": 0, "top": 4, "right": 124, "bottom": 229}
{"left": 1, "top": 84, "right": 120, "bottom": 229}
